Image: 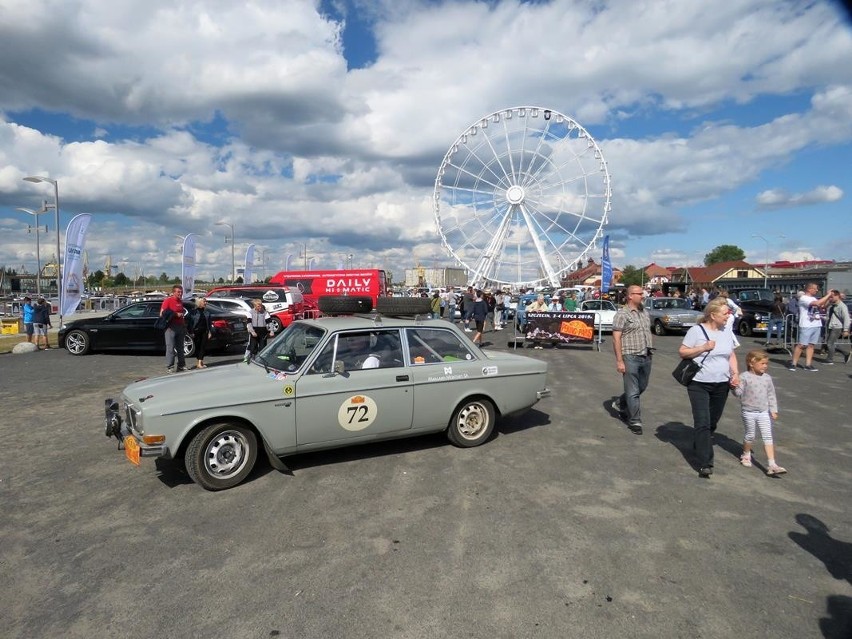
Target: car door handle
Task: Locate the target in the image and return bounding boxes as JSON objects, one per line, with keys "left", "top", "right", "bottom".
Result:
{"left": 396, "top": 375, "right": 409, "bottom": 382}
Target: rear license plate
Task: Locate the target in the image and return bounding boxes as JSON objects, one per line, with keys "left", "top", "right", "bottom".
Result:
{"left": 124, "top": 436, "right": 141, "bottom": 466}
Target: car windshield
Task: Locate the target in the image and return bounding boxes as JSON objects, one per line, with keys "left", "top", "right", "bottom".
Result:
{"left": 259, "top": 322, "right": 325, "bottom": 372}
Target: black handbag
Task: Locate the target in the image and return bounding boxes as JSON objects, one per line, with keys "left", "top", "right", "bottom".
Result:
{"left": 672, "top": 325, "right": 710, "bottom": 386}
{"left": 672, "top": 357, "right": 701, "bottom": 386}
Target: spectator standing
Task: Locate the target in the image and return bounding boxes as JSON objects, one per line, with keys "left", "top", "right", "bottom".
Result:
{"left": 21, "top": 296, "right": 35, "bottom": 344}
{"left": 734, "top": 350, "right": 786, "bottom": 475}
{"left": 32, "top": 297, "right": 52, "bottom": 350}
{"left": 159, "top": 285, "right": 187, "bottom": 372}
{"left": 462, "top": 286, "right": 475, "bottom": 332}
{"left": 788, "top": 282, "right": 831, "bottom": 371}
{"left": 245, "top": 299, "right": 273, "bottom": 362}
{"left": 611, "top": 285, "right": 654, "bottom": 435}
{"left": 563, "top": 293, "right": 578, "bottom": 311}
{"left": 189, "top": 297, "right": 213, "bottom": 369}
{"left": 678, "top": 297, "right": 740, "bottom": 478}
{"left": 765, "top": 293, "right": 786, "bottom": 347}
{"left": 471, "top": 290, "right": 488, "bottom": 347}
{"left": 823, "top": 289, "right": 851, "bottom": 365}
{"left": 443, "top": 288, "right": 457, "bottom": 323}
{"left": 495, "top": 291, "right": 506, "bottom": 328}
{"left": 430, "top": 291, "right": 442, "bottom": 319}
{"left": 484, "top": 290, "right": 498, "bottom": 331}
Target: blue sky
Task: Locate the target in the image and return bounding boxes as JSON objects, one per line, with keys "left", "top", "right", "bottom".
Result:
{"left": 1, "top": 0, "right": 851, "bottom": 286}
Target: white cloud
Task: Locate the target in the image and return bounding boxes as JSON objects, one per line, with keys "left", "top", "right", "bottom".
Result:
{"left": 1, "top": 0, "right": 851, "bottom": 279}
{"left": 755, "top": 185, "right": 844, "bottom": 210}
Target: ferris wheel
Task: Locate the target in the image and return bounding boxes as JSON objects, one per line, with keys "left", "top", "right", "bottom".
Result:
{"left": 433, "top": 106, "right": 611, "bottom": 288}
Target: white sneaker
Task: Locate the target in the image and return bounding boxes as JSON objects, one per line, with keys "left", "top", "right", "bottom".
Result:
{"left": 495, "top": 326, "right": 503, "bottom": 330}
{"left": 464, "top": 328, "right": 472, "bottom": 332}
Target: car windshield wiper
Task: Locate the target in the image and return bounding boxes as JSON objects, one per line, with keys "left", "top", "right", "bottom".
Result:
{"left": 254, "top": 354, "right": 271, "bottom": 374}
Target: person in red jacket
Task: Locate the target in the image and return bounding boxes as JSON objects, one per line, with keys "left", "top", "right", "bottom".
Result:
{"left": 160, "top": 285, "right": 187, "bottom": 372}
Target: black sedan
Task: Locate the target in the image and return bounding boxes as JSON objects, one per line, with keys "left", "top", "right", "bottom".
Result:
{"left": 59, "top": 301, "right": 249, "bottom": 356}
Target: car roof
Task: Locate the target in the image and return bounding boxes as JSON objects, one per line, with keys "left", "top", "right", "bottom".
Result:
{"left": 296, "top": 315, "right": 454, "bottom": 331}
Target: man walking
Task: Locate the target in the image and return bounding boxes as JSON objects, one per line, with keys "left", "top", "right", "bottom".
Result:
{"left": 612, "top": 285, "right": 654, "bottom": 434}
{"left": 789, "top": 282, "right": 831, "bottom": 372}
{"left": 823, "top": 289, "right": 851, "bottom": 365}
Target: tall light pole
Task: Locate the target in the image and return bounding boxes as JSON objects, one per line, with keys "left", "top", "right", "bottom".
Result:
{"left": 751, "top": 234, "right": 786, "bottom": 289}
{"left": 23, "top": 177, "right": 60, "bottom": 319}
{"left": 215, "top": 222, "right": 235, "bottom": 283}
{"left": 16, "top": 200, "right": 51, "bottom": 296}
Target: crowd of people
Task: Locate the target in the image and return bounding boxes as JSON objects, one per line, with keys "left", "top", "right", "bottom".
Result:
{"left": 610, "top": 280, "right": 851, "bottom": 479}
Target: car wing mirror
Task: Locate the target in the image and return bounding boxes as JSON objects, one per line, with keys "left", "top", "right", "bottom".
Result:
{"left": 334, "top": 360, "right": 347, "bottom": 376}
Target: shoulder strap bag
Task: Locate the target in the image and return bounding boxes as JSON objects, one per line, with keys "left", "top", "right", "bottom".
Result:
{"left": 672, "top": 325, "right": 710, "bottom": 386}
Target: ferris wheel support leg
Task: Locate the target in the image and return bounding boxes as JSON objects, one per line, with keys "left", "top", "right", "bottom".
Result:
{"left": 469, "top": 211, "right": 513, "bottom": 286}
{"left": 519, "top": 203, "right": 561, "bottom": 287}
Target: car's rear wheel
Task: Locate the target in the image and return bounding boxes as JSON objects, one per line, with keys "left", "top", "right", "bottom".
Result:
{"left": 447, "top": 398, "right": 495, "bottom": 447}
{"left": 375, "top": 297, "right": 432, "bottom": 316}
{"left": 653, "top": 320, "right": 667, "bottom": 336}
{"left": 268, "top": 316, "right": 283, "bottom": 333}
{"left": 65, "top": 329, "right": 90, "bottom": 355}
{"left": 185, "top": 422, "right": 258, "bottom": 491}
{"left": 182, "top": 333, "right": 196, "bottom": 358}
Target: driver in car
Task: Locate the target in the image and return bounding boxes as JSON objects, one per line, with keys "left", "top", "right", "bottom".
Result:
{"left": 342, "top": 333, "right": 381, "bottom": 369}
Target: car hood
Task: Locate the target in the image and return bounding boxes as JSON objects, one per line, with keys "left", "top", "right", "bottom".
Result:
{"left": 123, "top": 362, "right": 286, "bottom": 412}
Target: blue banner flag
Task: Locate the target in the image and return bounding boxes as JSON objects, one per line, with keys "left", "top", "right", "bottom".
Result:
{"left": 601, "top": 236, "right": 612, "bottom": 294}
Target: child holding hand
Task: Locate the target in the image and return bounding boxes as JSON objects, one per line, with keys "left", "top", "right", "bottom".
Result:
{"left": 733, "top": 350, "right": 787, "bottom": 475}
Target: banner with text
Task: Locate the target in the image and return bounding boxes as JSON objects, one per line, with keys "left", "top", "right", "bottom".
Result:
{"left": 61, "top": 213, "right": 92, "bottom": 317}
{"left": 525, "top": 311, "right": 596, "bottom": 344}
{"left": 601, "top": 235, "right": 612, "bottom": 294}
{"left": 181, "top": 233, "right": 197, "bottom": 297}
{"left": 243, "top": 243, "right": 256, "bottom": 283}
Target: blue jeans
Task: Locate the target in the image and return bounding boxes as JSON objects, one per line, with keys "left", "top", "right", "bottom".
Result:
{"left": 766, "top": 318, "right": 784, "bottom": 343}
{"left": 619, "top": 353, "right": 652, "bottom": 426}
{"left": 447, "top": 305, "right": 456, "bottom": 322}
{"left": 165, "top": 326, "right": 186, "bottom": 369}
{"left": 687, "top": 381, "right": 730, "bottom": 468}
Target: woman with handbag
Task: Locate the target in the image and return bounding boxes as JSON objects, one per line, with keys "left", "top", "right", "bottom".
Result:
{"left": 678, "top": 297, "right": 740, "bottom": 478}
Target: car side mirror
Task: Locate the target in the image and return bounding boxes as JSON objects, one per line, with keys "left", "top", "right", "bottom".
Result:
{"left": 334, "top": 360, "right": 346, "bottom": 375}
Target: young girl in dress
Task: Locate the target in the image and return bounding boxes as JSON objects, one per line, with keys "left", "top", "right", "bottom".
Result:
{"left": 733, "top": 350, "right": 787, "bottom": 476}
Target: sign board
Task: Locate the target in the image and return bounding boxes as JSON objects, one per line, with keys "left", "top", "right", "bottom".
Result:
{"left": 525, "top": 311, "right": 596, "bottom": 344}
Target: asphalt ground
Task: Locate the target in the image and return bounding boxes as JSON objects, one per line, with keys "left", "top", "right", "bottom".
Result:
{"left": 1, "top": 327, "right": 851, "bottom": 639}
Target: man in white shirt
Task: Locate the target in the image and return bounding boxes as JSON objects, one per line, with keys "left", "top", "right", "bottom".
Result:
{"left": 789, "top": 282, "right": 832, "bottom": 371}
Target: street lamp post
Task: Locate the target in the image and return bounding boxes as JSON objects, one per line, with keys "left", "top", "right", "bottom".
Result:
{"left": 16, "top": 200, "right": 51, "bottom": 296}
{"left": 23, "top": 176, "right": 61, "bottom": 320}
{"left": 215, "top": 222, "right": 235, "bottom": 283}
{"left": 752, "top": 234, "right": 786, "bottom": 289}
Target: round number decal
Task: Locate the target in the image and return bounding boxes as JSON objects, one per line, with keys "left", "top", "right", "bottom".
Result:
{"left": 338, "top": 395, "right": 378, "bottom": 431}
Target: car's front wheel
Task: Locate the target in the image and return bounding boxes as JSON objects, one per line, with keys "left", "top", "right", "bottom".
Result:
{"left": 185, "top": 423, "right": 258, "bottom": 491}
{"left": 65, "top": 329, "right": 90, "bottom": 355}
{"left": 738, "top": 320, "right": 752, "bottom": 337}
{"left": 653, "top": 320, "right": 667, "bottom": 336}
{"left": 447, "top": 398, "right": 495, "bottom": 447}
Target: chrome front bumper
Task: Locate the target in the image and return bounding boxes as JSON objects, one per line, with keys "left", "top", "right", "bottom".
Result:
{"left": 537, "top": 388, "right": 551, "bottom": 400}
{"left": 104, "top": 398, "right": 168, "bottom": 457}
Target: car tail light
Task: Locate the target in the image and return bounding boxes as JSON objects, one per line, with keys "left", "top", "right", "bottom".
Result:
{"left": 212, "top": 319, "right": 228, "bottom": 329}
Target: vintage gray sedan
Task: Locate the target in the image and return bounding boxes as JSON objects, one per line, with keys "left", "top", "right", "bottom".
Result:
{"left": 105, "top": 313, "right": 550, "bottom": 490}
{"left": 646, "top": 297, "right": 703, "bottom": 335}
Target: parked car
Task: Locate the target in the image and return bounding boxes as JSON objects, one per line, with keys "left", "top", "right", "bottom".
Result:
{"left": 735, "top": 299, "right": 773, "bottom": 336}
{"left": 513, "top": 293, "right": 541, "bottom": 332}
{"left": 646, "top": 297, "right": 703, "bottom": 336}
{"left": 60, "top": 300, "right": 249, "bottom": 356}
{"left": 202, "top": 297, "right": 252, "bottom": 319}
{"left": 578, "top": 299, "right": 618, "bottom": 332}
{"left": 206, "top": 286, "right": 307, "bottom": 332}
{"left": 104, "top": 297, "right": 551, "bottom": 491}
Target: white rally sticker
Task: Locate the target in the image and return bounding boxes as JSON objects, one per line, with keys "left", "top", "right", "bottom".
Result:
{"left": 338, "top": 395, "right": 378, "bottom": 431}
{"left": 482, "top": 365, "right": 498, "bottom": 376}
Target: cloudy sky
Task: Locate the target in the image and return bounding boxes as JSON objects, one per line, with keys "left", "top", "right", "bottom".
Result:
{"left": 1, "top": 0, "right": 851, "bottom": 285}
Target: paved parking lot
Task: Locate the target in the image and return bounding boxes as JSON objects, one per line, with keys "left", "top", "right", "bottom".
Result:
{"left": 1, "top": 330, "right": 851, "bottom": 638}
